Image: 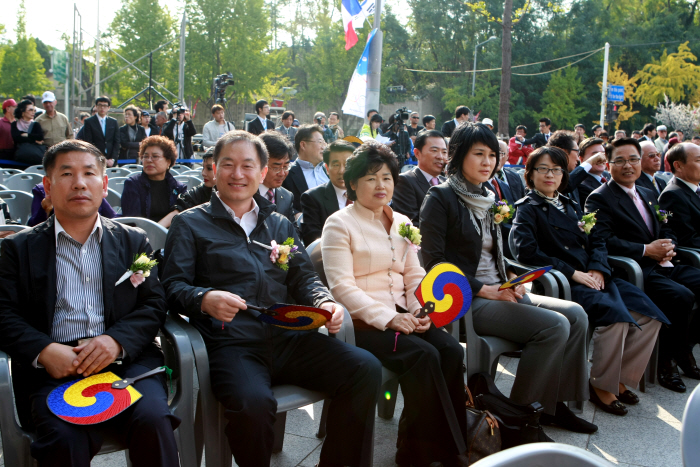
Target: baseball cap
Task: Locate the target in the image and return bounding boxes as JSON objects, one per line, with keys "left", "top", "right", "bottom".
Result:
{"left": 2, "top": 99, "right": 17, "bottom": 111}
{"left": 141, "top": 111, "right": 150, "bottom": 117}
{"left": 482, "top": 118, "right": 494, "bottom": 126}
{"left": 42, "top": 91, "right": 56, "bottom": 103}
{"left": 657, "top": 125, "right": 667, "bottom": 131}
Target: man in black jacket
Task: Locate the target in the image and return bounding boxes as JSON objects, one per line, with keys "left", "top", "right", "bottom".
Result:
{"left": 259, "top": 131, "right": 299, "bottom": 224}
{"left": 440, "top": 105, "right": 470, "bottom": 138}
{"left": 659, "top": 143, "right": 700, "bottom": 248}
{"left": 161, "top": 131, "right": 381, "bottom": 467}
{"left": 300, "top": 140, "right": 355, "bottom": 245}
{"left": 518, "top": 117, "right": 552, "bottom": 149}
{"left": 576, "top": 137, "right": 610, "bottom": 204}
{"left": 78, "top": 96, "right": 120, "bottom": 167}
{"left": 163, "top": 106, "right": 196, "bottom": 159}
{"left": 392, "top": 130, "right": 447, "bottom": 226}
{"left": 0, "top": 140, "right": 179, "bottom": 466}
{"left": 247, "top": 99, "right": 275, "bottom": 135}
{"left": 586, "top": 138, "right": 700, "bottom": 393}
{"left": 636, "top": 141, "right": 668, "bottom": 196}
{"left": 547, "top": 131, "right": 606, "bottom": 205}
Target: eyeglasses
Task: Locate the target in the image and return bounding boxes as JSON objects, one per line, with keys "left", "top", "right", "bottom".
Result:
{"left": 96, "top": 103, "right": 110, "bottom": 108}
{"left": 269, "top": 165, "right": 290, "bottom": 174}
{"left": 499, "top": 151, "right": 506, "bottom": 157}
{"left": 646, "top": 153, "right": 660, "bottom": 158}
{"left": 142, "top": 155, "right": 163, "bottom": 162}
{"left": 304, "top": 139, "right": 326, "bottom": 145}
{"left": 611, "top": 157, "right": 641, "bottom": 166}
{"left": 534, "top": 167, "right": 564, "bottom": 175}
{"left": 411, "top": 116, "right": 419, "bottom": 119}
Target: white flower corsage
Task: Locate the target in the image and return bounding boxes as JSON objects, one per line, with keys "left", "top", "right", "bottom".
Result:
{"left": 398, "top": 221, "right": 422, "bottom": 261}
{"left": 115, "top": 253, "right": 158, "bottom": 287}
{"left": 253, "top": 237, "right": 299, "bottom": 271}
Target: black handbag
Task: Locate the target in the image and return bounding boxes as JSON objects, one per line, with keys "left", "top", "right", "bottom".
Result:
{"left": 468, "top": 372, "right": 549, "bottom": 449}
{"left": 466, "top": 385, "right": 501, "bottom": 463}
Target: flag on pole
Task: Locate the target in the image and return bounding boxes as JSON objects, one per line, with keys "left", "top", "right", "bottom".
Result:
{"left": 341, "top": 0, "right": 364, "bottom": 50}
{"left": 342, "top": 29, "right": 378, "bottom": 119}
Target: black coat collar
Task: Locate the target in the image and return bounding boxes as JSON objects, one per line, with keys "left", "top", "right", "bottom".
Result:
{"left": 525, "top": 192, "right": 586, "bottom": 239}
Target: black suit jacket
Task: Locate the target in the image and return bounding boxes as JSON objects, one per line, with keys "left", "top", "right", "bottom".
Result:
{"left": 248, "top": 118, "right": 275, "bottom": 136}
{"left": 521, "top": 133, "right": 549, "bottom": 149}
{"left": 578, "top": 174, "right": 605, "bottom": 205}
{"left": 300, "top": 181, "right": 340, "bottom": 245}
{"left": 119, "top": 124, "right": 147, "bottom": 161}
{"left": 80, "top": 115, "right": 121, "bottom": 159}
{"left": 392, "top": 167, "right": 445, "bottom": 226}
{"left": 635, "top": 172, "right": 667, "bottom": 197}
{"left": 440, "top": 120, "right": 457, "bottom": 138}
{"left": 272, "top": 186, "right": 298, "bottom": 225}
{"left": 282, "top": 161, "right": 310, "bottom": 212}
{"left": 484, "top": 169, "right": 525, "bottom": 259}
{"left": 163, "top": 119, "right": 196, "bottom": 158}
{"left": 585, "top": 181, "right": 677, "bottom": 275}
{"left": 659, "top": 177, "right": 700, "bottom": 249}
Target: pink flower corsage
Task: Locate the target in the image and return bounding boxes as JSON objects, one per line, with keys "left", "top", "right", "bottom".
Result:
{"left": 253, "top": 237, "right": 299, "bottom": 271}
{"left": 269, "top": 240, "right": 280, "bottom": 264}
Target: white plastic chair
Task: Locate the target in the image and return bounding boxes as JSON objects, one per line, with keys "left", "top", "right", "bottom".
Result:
{"left": 4, "top": 173, "right": 43, "bottom": 193}
{"left": 471, "top": 443, "right": 615, "bottom": 466}
{"left": 106, "top": 167, "right": 132, "bottom": 178}
{"left": 0, "top": 191, "right": 34, "bottom": 225}
{"left": 108, "top": 177, "right": 129, "bottom": 195}
{"left": 24, "top": 165, "right": 45, "bottom": 175}
{"left": 179, "top": 169, "right": 203, "bottom": 178}
{"left": 170, "top": 164, "right": 189, "bottom": 174}
{"left": 106, "top": 188, "right": 121, "bottom": 212}
{"left": 122, "top": 164, "right": 143, "bottom": 172}
{"left": 682, "top": 370, "right": 700, "bottom": 465}
{"left": 173, "top": 175, "right": 190, "bottom": 187}
{"left": 115, "top": 217, "right": 168, "bottom": 251}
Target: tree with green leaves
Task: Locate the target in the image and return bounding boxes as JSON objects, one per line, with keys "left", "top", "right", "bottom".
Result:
{"left": 635, "top": 42, "right": 700, "bottom": 107}
{"left": 541, "top": 67, "right": 586, "bottom": 129}
{"left": 0, "top": 0, "right": 51, "bottom": 99}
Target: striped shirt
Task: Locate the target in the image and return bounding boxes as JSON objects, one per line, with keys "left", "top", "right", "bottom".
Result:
{"left": 52, "top": 216, "right": 105, "bottom": 343}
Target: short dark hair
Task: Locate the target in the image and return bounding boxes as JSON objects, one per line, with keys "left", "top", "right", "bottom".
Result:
{"left": 599, "top": 131, "right": 609, "bottom": 138}
{"left": 211, "top": 104, "right": 224, "bottom": 114}
{"left": 632, "top": 130, "right": 642, "bottom": 136}
{"left": 43, "top": 139, "right": 106, "bottom": 174}
{"left": 455, "top": 106, "right": 471, "bottom": 119}
{"left": 255, "top": 99, "right": 268, "bottom": 115}
{"left": 605, "top": 137, "right": 641, "bottom": 161}
{"left": 259, "top": 130, "right": 292, "bottom": 161}
{"left": 414, "top": 130, "right": 445, "bottom": 151}
{"left": 329, "top": 112, "right": 339, "bottom": 119}
{"left": 124, "top": 105, "right": 140, "bottom": 121}
{"left": 446, "top": 123, "right": 500, "bottom": 178}
{"left": 422, "top": 115, "right": 435, "bottom": 126}
{"left": 693, "top": 135, "right": 700, "bottom": 141}
{"left": 213, "top": 130, "right": 268, "bottom": 167}
{"left": 642, "top": 123, "right": 656, "bottom": 136}
{"left": 95, "top": 96, "right": 111, "bottom": 107}
{"left": 323, "top": 140, "right": 355, "bottom": 165}
{"left": 21, "top": 94, "right": 36, "bottom": 105}
{"left": 516, "top": 125, "right": 527, "bottom": 132}
{"left": 574, "top": 124, "right": 585, "bottom": 130}
{"left": 282, "top": 111, "right": 295, "bottom": 120}
{"left": 14, "top": 99, "right": 34, "bottom": 120}
{"left": 294, "top": 124, "right": 324, "bottom": 152}
{"left": 366, "top": 108, "right": 378, "bottom": 118}
{"left": 547, "top": 130, "right": 576, "bottom": 152}
{"left": 202, "top": 147, "right": 215, "bottom": 162}
{"left": 669, "top": 132, "right": 678, "bottom": 139}
{"left": 154, "top": 100, "right": 168, "bottom": 112}
{"left": 139, "top": 136, "right": 177, "bottom": 168}
{"left": 666, "top": 143, "right": 692, "bottom": 174}
{"left": 539, "top": 117, "right": 551, "bottom": 127}
{"left": 591, "top": 124, "right": 602, "bottom": 132}
{"left": 343, "top": 141, "right": 399, "bottom": 201}
{"left": 79, "top": 112, "right": 90, "bottom": 122}
{"left": 370, "top": 114, "right": 383, "bottom": 124}
{"left": 578, "top": 137, "right": 605, "bottom": 159}
{"left": 524, "top": 146, "right": 570, "bottom": 192}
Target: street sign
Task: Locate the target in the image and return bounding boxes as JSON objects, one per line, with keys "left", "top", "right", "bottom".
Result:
{"left": 608, "top": 85, "right": 624, "bottom": 102}
{"left": 51, "top": 51, "right": 68, "bottom": 84}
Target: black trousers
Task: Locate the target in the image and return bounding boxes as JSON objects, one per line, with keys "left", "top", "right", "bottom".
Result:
{"left": 644, "top": 264, "right": 700, "bottom": 360}
{"left": 206, "top": 330, "right": 382, "bottom": 467}
{"left": 29, "top": 362, "right": 180, "bottom": 467}
{"left": 354, "top": 325, "right": 467, "bottom": 466}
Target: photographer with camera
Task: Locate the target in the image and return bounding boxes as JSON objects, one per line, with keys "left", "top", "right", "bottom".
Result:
{"left": 326, "top": 112, "right": 344, "bottom": 142}
{"left": 202, "top": 104, "right": 235, "bottom": 148}
{"left": 163, "top": 104, "right": 196, "bottom": 159}
{"left": 383, "top": 109, "right": 413, "bottom": 167}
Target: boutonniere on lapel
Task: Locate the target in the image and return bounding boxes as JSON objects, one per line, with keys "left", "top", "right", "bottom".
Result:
{"left": 578, "top": 211, "right": 597, "bottom": 235}
{"left": 490, "top": 200, "right": 514, "bottom": 224}
{"left": 398, "top": 221, "right": 422, "bottom": 261}
{"left": 115, "top": 253, "right": 158, "bottom": 287}
{"left": 654, "top": 205, "right": 672, "bottom": 223}
{"left": 253, "top": 238, "right": 299, "bottom": 271}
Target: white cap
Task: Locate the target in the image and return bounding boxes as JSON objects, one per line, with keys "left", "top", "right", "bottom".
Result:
{"left": 41, "top": 91, "right": 56, "bottom": 103}
{"left": 482, "top": 118, "right": 493, "bottom": 126}
{"left": 656, "top": 125, "right": 667, "bottom": 131}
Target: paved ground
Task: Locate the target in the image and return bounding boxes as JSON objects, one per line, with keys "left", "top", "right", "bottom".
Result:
{"left": 2, "top": 344, "right": 695, "bottom": 466}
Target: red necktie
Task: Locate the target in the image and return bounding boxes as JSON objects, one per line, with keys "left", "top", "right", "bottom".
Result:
{"left": 266, "top": 188, "right": 275, "bottom": 204}
{"left": 601, "top": 176, "right": 607, "bottom": 183}
{"left": 492, "top": 178, "right": 503, "bottom": 200}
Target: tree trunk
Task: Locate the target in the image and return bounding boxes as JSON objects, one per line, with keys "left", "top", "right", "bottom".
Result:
{"left": 497, "top": 0, "right": 513, "bottom": 138}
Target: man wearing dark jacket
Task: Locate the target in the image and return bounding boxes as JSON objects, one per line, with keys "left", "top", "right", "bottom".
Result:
{"left": 440, "top": 105, "right": 470, "bottom": 138}
{"left": 659, "top": 143, "right": 700, "bottom": 249}
{"left": 173, "top": 149, "right": 217, "bottom": 213}
{"left": 259, "top": 131, "right": 299, "bottom": 224}
{"left": 283, "top": 125, "right": 329, "bottom": 212}
{"left": 519, "top": 117, "right": 552, "bottom": 149}
{"left": 247, "top": 99, "right": 275, "bottom": 135}
{"left": 161, "top": 131, "right": 381, "bottom": 467}
{"left": 163, "top": 107, "right": 196, "bottom": 159}
{"left": 636, "top": 141, "right": 667, "bottom": 196}
{"left": 0, "top": 140, "right": 179, "bottom": 466}
{"left": 78, "top": 96, "right": 120, "bottom": 167}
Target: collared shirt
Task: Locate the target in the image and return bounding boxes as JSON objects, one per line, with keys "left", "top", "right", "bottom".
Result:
{"left": 676, "top": 176, "right": 699, "bottom": 193}
{"left": 98, "top": 116, "right": 107, "bottom": 133}
{"left": 36, "top": 111, "right": 73, "bottom": 147}
{"left": 144, "top": 126, "right": 151, "bottom": 137}
{"left": 175, "top": 122, "right": 186, "bottom": 158}
{"left": 53, "top": 216, "right": 105, "bottom": 344}
{"left": 296, "top": 158, "right": 329, "bottom": 190}
{"left": 217, "top": 192, "right": 259, "bottom": 236}
{"left": 418, "top": 168, "right": 439, "bottom": 186}
{"left": 258, "top": 116, "right": 268, "bottom": 131}
{"left": 642, "top": 172, "right": 660, "bottom": 192}
{"left": 453, "top": 118, "right": 461, "bottom": 128}
{"left": 332, "top": 183, "right": 348, "bottom": 210}
{"left": 277, "top": 124, "right": 297, "bottom": 142}
{"left": 590, "top": 173, "right": 604, "bottom": 183}
{"left": 258, "top": 184, "right": 275, "bottom": 203}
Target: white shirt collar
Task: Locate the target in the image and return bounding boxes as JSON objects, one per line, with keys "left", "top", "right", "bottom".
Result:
{"left": 296, "top": 158, "right": 315, "bottom": 169}
{"left": 216, "top": 192, "right": 259, "bottom": 230}
{"left": 332, "top": 183, "right": 348, "bottom": 209}
{"left": 258, "top": 116, "right": 267, "bottom": 127}
{"left": 675, "top": 176, "right": 699, "bottom": 193}
{"left": 615, "top": 181, "right": 638, "bottom": 197}
{"left": 418, "top": 167, "right": 437, "bottom": 185}
{"left": 258, "top": 184, "right": 273, "bottom": 197}
{"left": 55, "top": 215, "right": 103, "bottom": 246}
{"left": 453, "top": 118, "right": 460, "bottom": 127}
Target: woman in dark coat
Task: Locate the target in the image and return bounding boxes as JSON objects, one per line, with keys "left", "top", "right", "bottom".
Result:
{"left": 511, "top": 146, "right": 668, "bottom": 416}
{"left": 119, "top": 105, "right": 147, "bottom": 163}
{"left": 11, "top": 99, "right": 45, "bottom": 165}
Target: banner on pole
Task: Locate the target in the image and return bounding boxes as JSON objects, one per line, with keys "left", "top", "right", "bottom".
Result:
{"left": 342, "top": 29, "right": 378, "bottom": 119}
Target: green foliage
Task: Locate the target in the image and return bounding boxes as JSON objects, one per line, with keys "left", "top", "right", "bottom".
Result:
{"left": 541, "top": 67, "right": 586, "bottom": 129}
{"left": 635, "top": 42, "right": 700, "bottom": 107}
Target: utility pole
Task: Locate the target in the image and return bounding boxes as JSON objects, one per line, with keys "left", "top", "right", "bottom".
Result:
{"left": 94, "top": 0, "right": 100, "bottom": 98}
{"left": 64, "top": 55, "right": 70, "bottom": 116}
{"left": 365, "top": 0, "right": 383, "bottom": 115}
{"left": 179, "top": 12, "right": 186, "bottom": 103}
{"left": 472, "top": 36, "right": 497, "bottom": 97}
{"left": 148, "top": 52, "right": 153, "bottom": 108}
{"left": 599, "top": 42, "right": 610, "bottom": 128}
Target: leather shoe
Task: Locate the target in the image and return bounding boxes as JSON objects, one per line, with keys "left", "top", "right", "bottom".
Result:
{"left": 676, "top": 352, "right": 700, "bottom": 380}
{"left": 540, "top": 401, "right": 598, "bottom": 433}
{"left": 658, "top": 359, "right": 687, "bottom": 393}
{"left": 617, "top": 389, "right": 639, "bottom": 405}
{"left": 589, "top": 382, "right": 628, "bottom": 416}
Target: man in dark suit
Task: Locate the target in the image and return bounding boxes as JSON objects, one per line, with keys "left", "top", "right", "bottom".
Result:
{"left": 586, "top": 138, "right": 700, "bottom": 393}
{"left": 282, "top": 125, "right": 329, "bottom": 212}
{"left": 659, "top": 143, "right": 700, "bottom": 248}
{"left": 636, "top": 140, "right": 668, "bottom": 196}
{"left": 518, "top": 117, "right": 552, "bottom": 149}
{"left": 640, "top": 123, "right": 656, "bottom": 143}
{"left": 0, "top": 140, "right": 179, "bottom": 466}
{"left": 259, "top": 131, "right": 299, "bottom": 224}
{"left": 440, "top": 105, "right": 470, "bottom": 138}
{"left": 392, "top": 130, "right": 447, "bottom": 226}
{"left": 247, "top": 99, "right": 275, "bottom": 135}
{"left": 300, "top": 140, "right": 355, "bottom": 245}
{"left": 78, "top": 96, "right": 120, "bottom": 167}
{"left": 576, "top": 137, "right": 611, "bottom": 203}
{"left": 547, "top": 131, "right": 607, "bottom": 206}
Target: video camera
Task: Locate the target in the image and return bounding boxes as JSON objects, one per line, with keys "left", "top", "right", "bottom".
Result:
{"left": 213, "top": 72, "right": 235, "bottom": 105}
{"left": 393, "top": 107, "right": 411, "bottom": 125}
{"left": 171, "top": 103, "right": 187, "bottom": 119}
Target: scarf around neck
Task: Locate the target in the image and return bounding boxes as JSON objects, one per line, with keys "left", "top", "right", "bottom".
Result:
{"left": 17, "top": 118, "right": 32, "bottom": 132}
{"left": 534, "top": 189, "right": 566, "bottom": 213}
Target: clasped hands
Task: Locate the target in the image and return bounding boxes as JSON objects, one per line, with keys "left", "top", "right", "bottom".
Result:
{"left": 645, "top": 238, "right": 676, "bottom": 264}
{"left": 38, "top": 335, "right": 122, "bottom": 379}
{"left": 201, "top": 290, "right": 344, "bottom": 334}
{"left": 572, "top": 270, "right": 605, "bottom": 290}
{"left": 387, "top": 313, "right": 431, "bottom": 335}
